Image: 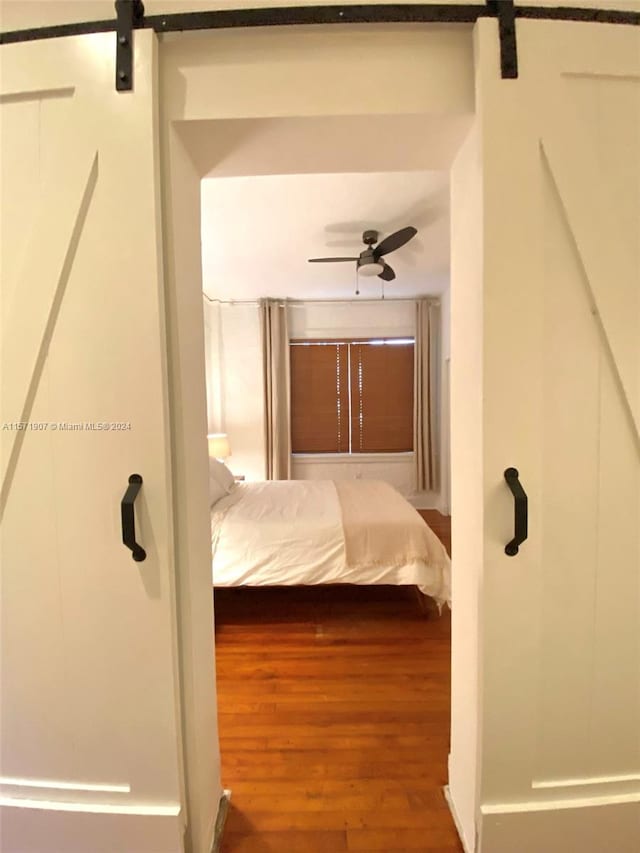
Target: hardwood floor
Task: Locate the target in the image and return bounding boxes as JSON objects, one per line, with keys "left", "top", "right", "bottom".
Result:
{"left": 215, "top": 512, "right": 458, "bottom": 852}
{"left": 417, "top": 510, "right": 451, "bottom": 558}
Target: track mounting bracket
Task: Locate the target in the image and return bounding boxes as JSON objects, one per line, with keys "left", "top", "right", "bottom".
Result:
{"left": 115, "top": 0, "right": 145, "bottom": 92}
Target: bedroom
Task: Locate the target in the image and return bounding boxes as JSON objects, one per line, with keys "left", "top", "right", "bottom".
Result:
{"left": 199, "top": 124, "right": 461, "bottom": 848}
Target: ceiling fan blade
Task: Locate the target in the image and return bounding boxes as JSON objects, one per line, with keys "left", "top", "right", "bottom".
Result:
{"left": 308, "top": 257, "right": 358, "bottom": 263}
{"left": 378, "top": 263, "right": 396, "bottom": 282}
{"left": 373, "top": 226, "right": 417, "bottom": 258}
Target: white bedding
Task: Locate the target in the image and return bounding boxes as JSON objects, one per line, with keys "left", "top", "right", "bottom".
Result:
{"left": 211, "top": 480, "right": 345, "bottom": 586}
{"left": 211, "top": 480, "right": 451, "bottom": 606}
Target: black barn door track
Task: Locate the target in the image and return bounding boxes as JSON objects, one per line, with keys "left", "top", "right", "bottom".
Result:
{"left": 1, "top": 1, "right": 638, "bottom": 90}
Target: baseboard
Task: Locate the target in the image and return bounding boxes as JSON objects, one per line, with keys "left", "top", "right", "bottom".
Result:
{"left": 479, "top": 794, "right": 640, "bottom": 853}
{"left": 210, "top": 790, "right": 231, "bottom": 853}
{"left": 408, "top": 491, "right": 441, "bottom": 510}
{"left": 0, "top": 802, "right": 183, "bottom": 853}
{"left": 408, "top": 490, "right": 451, "bottom": 515}
{"left": 444, "top": 786, "right": 474, "bottom": 853}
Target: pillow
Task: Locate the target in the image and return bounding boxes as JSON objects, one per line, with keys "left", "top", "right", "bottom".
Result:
{"left": 209, "top": 457, "right": 236, "bottom": 494}
{"left": 208, "top": 469, "right": 228, "bottom": 507}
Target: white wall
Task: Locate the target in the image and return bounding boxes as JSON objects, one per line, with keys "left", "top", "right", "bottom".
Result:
{"left": 288, "top": 299, "right": 415, "bottom": 340}
{"left": 292, "top": 452, "right": 419, "bottom": 497}
{"left": 202, "top": 298, "right": 222, "bottom": 434}
{"left": 448, "top": 119, "right": 483, "bottom": 852}
{"left": 204, "top": 301, "right": 267, "bottom": 482}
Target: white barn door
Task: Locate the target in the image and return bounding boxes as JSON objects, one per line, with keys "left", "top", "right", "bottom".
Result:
{"left": 476, "top": 18, "right": 640, "bottom": 852}
{"left": 0, "top": 31, "right": 185, "bottom": 852}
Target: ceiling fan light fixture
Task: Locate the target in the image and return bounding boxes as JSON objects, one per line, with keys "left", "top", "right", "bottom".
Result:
{"left": 308, "top": 226, "right": 416, "bottom": 282}
{"left": 358, "top": 260, "right": 384, "bottom": 277}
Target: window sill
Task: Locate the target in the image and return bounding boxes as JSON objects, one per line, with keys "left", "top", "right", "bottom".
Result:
{"left": 292, "top": 452, "right": 415, "bottom": 464}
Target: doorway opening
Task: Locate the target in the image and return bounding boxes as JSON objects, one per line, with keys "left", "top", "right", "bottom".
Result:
{"left": 160, "top": 23, "right": 481, "bottom": 853}
{"left": 200, "top": 152, "right": 458, "bottom": 849}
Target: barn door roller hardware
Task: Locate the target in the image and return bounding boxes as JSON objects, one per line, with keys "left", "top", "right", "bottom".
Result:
{"left": 1, "top": 3, "right": 638, "bottom": 91}
{"left": 112, "top": 0, "right": 521, "bottom": 89}
{"left": 487, "top": 0, "right": 518, "bottom": 78}
{"left": 115, "top": 0, "right": 144, "bottom": 92}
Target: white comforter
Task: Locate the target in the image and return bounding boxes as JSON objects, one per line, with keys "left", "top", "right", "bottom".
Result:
{"left": 211, "top": 480, "right": 345, "bottom": 586}
{"left": 211, "top": 480, "right": 451, "bottom": 605}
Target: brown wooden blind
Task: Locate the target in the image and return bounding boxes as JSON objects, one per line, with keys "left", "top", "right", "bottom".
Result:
{"left": 290, "top": 342, "right": 349, "bottom": 453}
{"left": 350, "top": 342, "right": 414, "bottom": 453}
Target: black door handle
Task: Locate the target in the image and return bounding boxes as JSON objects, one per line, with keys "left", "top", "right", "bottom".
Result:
{"left": 121, "top": 474, "right": 146, "bottom": 562}
{"left": 504, "top": 468, "right": 528, "bottom": 556}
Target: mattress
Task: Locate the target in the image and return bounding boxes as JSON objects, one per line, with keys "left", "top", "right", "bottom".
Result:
{"left": 211, "top": 479, "right": 451, "bottom": 606}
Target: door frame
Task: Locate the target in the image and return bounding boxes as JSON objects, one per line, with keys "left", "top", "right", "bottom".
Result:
{"left": 158, "top": 19, "right": 476, "bottom": 852}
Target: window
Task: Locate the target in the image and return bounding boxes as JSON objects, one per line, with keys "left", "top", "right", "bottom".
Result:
{"left": 290, "top": 339, "right": 414, "bottom": 454}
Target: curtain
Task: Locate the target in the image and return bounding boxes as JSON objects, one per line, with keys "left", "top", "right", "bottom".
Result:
{"left": 260, "top": 298, "right": 291, "bottom": 480}
{"left": 415, "top": 298, "right": 440, "bottom": 492}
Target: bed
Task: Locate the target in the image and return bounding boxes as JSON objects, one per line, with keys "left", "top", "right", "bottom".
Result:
{"left": 210, "top": 478, "right": 451, "bottom": 609}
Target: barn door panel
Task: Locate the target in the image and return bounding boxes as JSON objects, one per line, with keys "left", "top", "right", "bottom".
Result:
{"left": 1, "top": 32, "right": 184, "bottom": 853}
{"left": 475, "top": 17, "right": 640, "bottom": 852}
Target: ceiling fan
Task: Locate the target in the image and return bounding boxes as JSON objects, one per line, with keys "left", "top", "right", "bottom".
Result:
{"left": 308, "top": 226, "right": 417, "bottom": 282}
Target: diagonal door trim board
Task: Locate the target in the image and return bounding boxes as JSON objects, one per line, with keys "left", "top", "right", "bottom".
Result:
{"left": 539, "top": 146, "right": 640, "bottom": 456}
{"left": 539, "top": 85, "right": 640, "bottom": 446}
{"left": 0, "top": 128, "right": 98, "bottom": 519}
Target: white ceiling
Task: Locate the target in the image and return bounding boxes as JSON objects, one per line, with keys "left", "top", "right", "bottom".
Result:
{"left": 201, "top": 169, "right": 451, "bottom": 300}
{"left": 198, "top": 113, "right": 471, "bottom": 301}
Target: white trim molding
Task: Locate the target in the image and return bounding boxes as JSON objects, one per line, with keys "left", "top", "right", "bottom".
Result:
{"left": 481, "top": 789, "right": 640, "bottom": 815}
{"left": 0, "top": 800, "right": 183, "bottom": 853}
{"left": 479, "top": 794, "right": 640, "bottom": 853}
{"left": 532, "top": 772, "right": 640, "bottom": 791}
{"left": 444, "top": 786, "right": 475, "bottom": 853}
{"left": 0, "top": 777, "right": 131, "bottom": 794}
{"left": 0, "top": 796, "right": 181, "bottom": 816}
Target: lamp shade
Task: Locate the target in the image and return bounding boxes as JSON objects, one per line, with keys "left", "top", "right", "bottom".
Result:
{"left": 207, "top": 433, "right": 231, "bottom": 460}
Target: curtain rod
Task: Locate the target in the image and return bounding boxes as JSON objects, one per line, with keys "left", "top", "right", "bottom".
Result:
{"left": 202, "top": 295, "right": 442, "bottom": 306}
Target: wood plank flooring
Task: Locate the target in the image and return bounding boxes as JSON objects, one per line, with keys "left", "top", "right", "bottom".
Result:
{"left": 215, "top": 512, "right": 458, "bottom": 853}
{"left": 418, "top": 510, "right": 451, "bottom": 557}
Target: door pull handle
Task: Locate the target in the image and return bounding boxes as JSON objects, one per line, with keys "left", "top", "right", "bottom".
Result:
{"left": 504, "top": 468, "right": 528, "bottom": 556}
{"left": 121, "top": 474, "right": 146, "bottom": 562}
